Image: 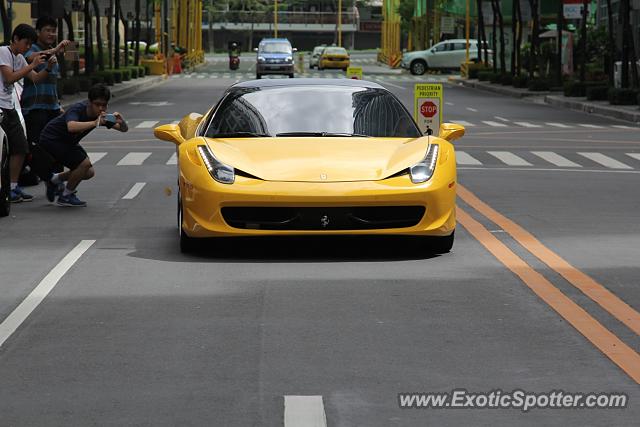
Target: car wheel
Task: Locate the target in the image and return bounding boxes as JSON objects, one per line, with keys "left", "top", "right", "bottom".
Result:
{"left": 289, "top": 73, "right": 294, "bottom": 78}
{"left": 0, "top": 135, "right": 10, "bottom": 217}
{"left": 410, "top": 60, "right": 427, "bottom": 75}
{"left": 256, "top": 73, "right": 261, "bottom": 79}
{"left": 178, "top": 194, "right": 197, "bottom": 253}
{"left": 429, "top": 231, "right": 454, "bottom": 254}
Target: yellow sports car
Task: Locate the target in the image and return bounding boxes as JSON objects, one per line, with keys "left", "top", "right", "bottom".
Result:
{"left": 154, "top": 79, "right": 464, "bottom": 253}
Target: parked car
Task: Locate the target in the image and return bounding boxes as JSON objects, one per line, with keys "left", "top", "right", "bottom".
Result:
{"left": 401, "top": 39, "right": 487, "bottom": 75}
{"left": 309, "top": 45, "right": 326, "bottom": 69}
{"left": 255, "top": 38, "right": 296, "bottom": 79}
{"left": 318, "top": 46, "right": 350, "bottom": 71}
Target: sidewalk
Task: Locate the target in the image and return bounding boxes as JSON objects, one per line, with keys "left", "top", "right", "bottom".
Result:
{"left": 450, "top": 76, "right": 640, "bottom": 124}
{"left": 60, "top": 74, "right": 168, "bottom": 110}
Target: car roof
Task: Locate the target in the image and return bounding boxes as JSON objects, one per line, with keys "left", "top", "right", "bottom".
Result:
{"left": 259, "top": 38, "right": 291, "bottom": 43}
{"left": 437, "top": 39, "right": 478, "bottom": 43}
{"left": 231, "top": 78, "right": 384, "bottom": 90}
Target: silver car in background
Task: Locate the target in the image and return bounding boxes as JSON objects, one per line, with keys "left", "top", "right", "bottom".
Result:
{"left": 401, "top": 39, "right": 487, "bottom": 75}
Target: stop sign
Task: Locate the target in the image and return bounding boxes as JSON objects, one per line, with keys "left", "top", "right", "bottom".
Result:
{"left": 420, "top": 101, "right": 437, "bottom": 118}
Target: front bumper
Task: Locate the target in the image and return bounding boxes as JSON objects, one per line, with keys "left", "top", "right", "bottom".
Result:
{"left": 257, "top": 63, "right": 294, "bottom": 75}
{"left": 180, "top": 168, "right": 456, "bottom": 238}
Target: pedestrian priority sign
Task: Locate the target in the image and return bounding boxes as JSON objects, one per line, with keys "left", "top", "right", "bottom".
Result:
{"left": 346, "top": 66, "right": 363, "bottom": 80}
{"left": 414, "top": 83, "right": 443, "bottom": 135}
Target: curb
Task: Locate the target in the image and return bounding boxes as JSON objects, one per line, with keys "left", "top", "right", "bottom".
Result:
{"left": 60, "top": 75, "right": 167, "bottom": 110}
{"left": 451, "top": 77, "right": 640, "bottom": 124}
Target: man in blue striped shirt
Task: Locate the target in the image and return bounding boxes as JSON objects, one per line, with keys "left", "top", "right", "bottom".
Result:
{"left": 21, "top": 16, "right": 70, "bottom": 187}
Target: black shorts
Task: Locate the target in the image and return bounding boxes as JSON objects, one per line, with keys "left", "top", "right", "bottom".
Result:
{"left": 0, "top": 108, "right": 28, "bottom": 155}
{"left": 39, "top": 138, "right": 89, "bottom": 170}
{"left": 25, "top": 109, "right": 62, "bottom": 145}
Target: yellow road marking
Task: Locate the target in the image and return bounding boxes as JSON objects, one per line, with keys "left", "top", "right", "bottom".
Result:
{"left": 457, "top": 208, "right": 640, "bottom": 384}
{"left": 458, "top": 184, "right": 640, "bottom": 337}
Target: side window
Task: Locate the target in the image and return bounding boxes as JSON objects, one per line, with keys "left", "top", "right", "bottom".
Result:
{"left": 434, "top": 43, "right": 448, "bottom": 52}
{"left": 453, "top": 43, "right": 466, "bottom": 51}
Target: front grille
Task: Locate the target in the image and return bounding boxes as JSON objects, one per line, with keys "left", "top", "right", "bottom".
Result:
{"left": 221, "top": 206, "right": 425, "bottom": 230}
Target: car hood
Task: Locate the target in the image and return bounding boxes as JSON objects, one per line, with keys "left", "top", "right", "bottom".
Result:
{"left": 202, "top": 136, "right": 431, "bottom": 182}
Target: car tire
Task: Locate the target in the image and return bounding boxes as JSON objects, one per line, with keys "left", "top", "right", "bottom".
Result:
{"left": 0, "top": 134, "right": 10, "bottom": 217}
{"left": 410, "top": 60, "right": 427, "bottom": 75}
{"left": 289, "top": 73, "right": 294, "bottom": 78}
{"left": 256, "top": 73, "right": 261, "bottom": 79}
{"left": 178, "top": 195, "right": 197, "bottom": 253}
{"left": 429, "top": 231, "right": 454, "bottom": 254}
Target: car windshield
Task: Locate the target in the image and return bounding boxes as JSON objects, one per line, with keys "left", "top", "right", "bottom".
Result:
{"left": 313, "top": 47, "right": 325, "bottom": 54}
{"left": 259, "top": 42, "right": 292, "bottom": 54}
{"left": 204, "top": 86, "right": 421, "bottom": 138}
{"left": 324, "top": 48, "right": 347, "bottom": 55}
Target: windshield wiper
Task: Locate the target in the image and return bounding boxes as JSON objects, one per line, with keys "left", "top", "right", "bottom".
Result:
{"left": 210, "top": 132, "right": 271, "bottom": 138}
{"left": 276, "top": 132, "right": 371, "bottom": 137}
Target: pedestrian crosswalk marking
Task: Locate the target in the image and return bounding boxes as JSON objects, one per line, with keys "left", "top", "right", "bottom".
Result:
{"left": 167, "top": 153, "right": 178, "bottom": 165}
{"left": 483, "top": 121, "right": 508, "bottom": 127}
{"left": 87, "top": 152, "right": 107, "bottom": 164}
{"left": 450, "top": 120, "right": 474, "bottom": 127}
{"left": 546, "top": 122, "right": 573, "bottom": 128}
{"left": 466, "top": 107, "right": 478, "bottom": 112}
{"left": 531, "top": 151, "right": 581, "bottom": 168}
{"left": 613, "top": 125, "right": 635, "bottom": 129}
{"left": 456, "top": 151, "right": 483, "bottom": 165}
{"left": 495, "top": 116, "right": 510, "bottom": 122}
{"left": 122, "top": 182, "right": 146, "bottom": 199}
{"left": 488, "top": 151, "right": 532, "bottom": 166}
{"left": 117, "top": 152, "right": 152, "bottom": 166}
{"left": 514, "top": 121, "right": 542, "bottom": 128}
{"left": 626, "top": 153, "right": 640, "bottom": 162}
{"left": 578, "top": 152, "right": 633, "bottom": 169}
{"left": 136, "top": 120, "right": 159, "bottom": 129}
{"left": 578, "top": 124, "right": 605, "bottom": 129}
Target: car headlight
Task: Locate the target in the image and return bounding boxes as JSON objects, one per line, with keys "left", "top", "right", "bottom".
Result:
{"left": 198, "top": 145, "right": 235, "bottom": 184}
{"left": 286, "top": 56, "right": 292, "bottom": 62}
{"left": 409, "top": 144, "right": 439, "bottom": 184}
{"left": 258, "top": 56, "right": 265, "bottom": 63}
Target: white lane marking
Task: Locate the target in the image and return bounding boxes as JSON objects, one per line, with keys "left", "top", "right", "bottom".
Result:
{"left": 482, "top": 121, "right": 508, "bottom": 127}
{"left": 117, "top": 152, "right": 152, "bottom": 166}
{"left": 136, "top": 120, "right": 159, "bottom": 129}
{"left": 122, "top": 182, "right": 147, "bottom": 199}
{"left": 612, "top": 125, "right": 635, "bottom": 129}
{"left": 488, "top": 151, "right": 532, "bottom": 166}
{"left": 87, "top": 152, "right": 107, "bottom": 164}
{"left": 466, "top": 107, "right": 478, "bottom": 112}
{"left": 626, "top": 153, "right": 640, "bottom": 162}
{"left": 167, "top": 152, "right": 178, "bottom": 165}
{"left": 0, "top": 240, "right": 95, "bottom": 348}
{"left": 531, "top": 151, "right": 582, "bottom": 168}
{"left": 456, "top": 151, "right": 483, "bottom": 165}
{"left": 495, "top": 116, "right": 510, "bottom": 122}
{"left": 578, "top": 124, "right": 605, "bottom": 129}
{"left": 450, "top": 120, "right": 474, "bottom": 127}
{"left": 445, "top": 102, "right": 454, "bottom": 106}
{"left": 514, "top": 121, "right": 542, "bottom": 128}
{"left": 284, "top": 396, "right": 327, "bottom": 427}
{"left": 546, "top": 122, "right": 573, "bottom": 128}
{"left": 374, "top": 79, "right": 405, "bottom": 90}
{"left": 197, "top": 74, "right": 206, "bottom": 79}
{"left": 578, "top": 152, "right": 633, "bottom": 169}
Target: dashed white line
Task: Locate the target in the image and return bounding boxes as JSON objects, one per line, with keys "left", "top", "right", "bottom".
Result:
{"left": 578, "top": 152, "right": 633, "bottom": 169}
{"left": 488, "top": 151, "right": 532, "bottom": 166}
{"left": 117, "top": 152, "right": 152, "bottom": 166}
{"left": 136, "top": 120, "right": 159, "bottom": 129}
{"left": 122, "top": 182, "right": 147, "bottom": 199}
{"left": 0, "top": 240, "right": 95, "bottom": 348}
{"left": 466, "top": 107, "right": 478, "bottom": 112}
{"left": 284, "top": 396, "right": 327, "bottom": 427}
{"left": 456, "top": 151, "right": 483, "bottom": 165}
{"left": 445, "top": 102, "right": 454, "bottom": 106}
{"left": 578, "top": 124, "right": 605, "bottom": 129}
{"left": 482, "top": 121, "right": 508, "bottom": 127}
{"left": 514, "top": 121, "right": 542, "bottom": 128}
{"left": 546, "top": 122, "right": 573, "bottom": 128}
{"left": 531, "top": 151, "right": 581, "bottom": 168}
{"left": 450, "top": 120, "right": 475, "bottom": 127}
{"left": 612, "top": 125, "right": 635, "bottom": 129}
{"left": 495, "top": 116, "right": 510, "bottom": 122}
{"left": 87, "top": 152, "right": 107, "bottom": 164}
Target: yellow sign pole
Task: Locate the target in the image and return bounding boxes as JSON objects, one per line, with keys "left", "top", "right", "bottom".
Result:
{"left": 274, "top": 0, "right": 278, "bottom": 38}
{"left": 338, "top": 0, "right": 342, "bottom": 46}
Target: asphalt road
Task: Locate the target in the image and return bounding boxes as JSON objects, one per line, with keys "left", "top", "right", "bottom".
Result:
{"left": 1, "top": 59, "right": 639, "bottom": 426}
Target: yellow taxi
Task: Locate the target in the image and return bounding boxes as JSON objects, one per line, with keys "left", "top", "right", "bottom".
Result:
{"left": 318, "top": 46, "right": 350, "bottom": 71}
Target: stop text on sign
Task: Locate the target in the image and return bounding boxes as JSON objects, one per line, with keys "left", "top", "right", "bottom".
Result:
{"left": 421, "top": 101, "right": 437, "bottom": 118}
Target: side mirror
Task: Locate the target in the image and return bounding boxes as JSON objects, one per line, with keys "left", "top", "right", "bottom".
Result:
{"left": 438, "top": 123, "right": 465, "bottom": 142}
{"left": 154, "top": 124, "right": 185, "bottom": 146}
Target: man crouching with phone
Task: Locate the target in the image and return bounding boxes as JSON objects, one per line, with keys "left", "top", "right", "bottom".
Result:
{"left": 39, "top": 84, "right": 128, "bottom": 207}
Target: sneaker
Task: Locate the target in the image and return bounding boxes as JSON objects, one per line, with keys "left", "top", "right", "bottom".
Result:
{"left": 10, "top": 187, "right": 34, "bottom": 203}
{"left": 57, "top": 192, "right": 87, "bottom": 207}
{"left": 45, "top": 180, "right": 65, "bottom": 202}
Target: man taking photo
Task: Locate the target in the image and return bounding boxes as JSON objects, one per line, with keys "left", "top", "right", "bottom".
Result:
{"left": 39, "top": 84, "right": 128, "bottom": 207}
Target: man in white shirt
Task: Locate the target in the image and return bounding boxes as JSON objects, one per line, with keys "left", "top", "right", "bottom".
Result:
{"left": 0, "top": 23, "right": 56, "bottom": 203}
